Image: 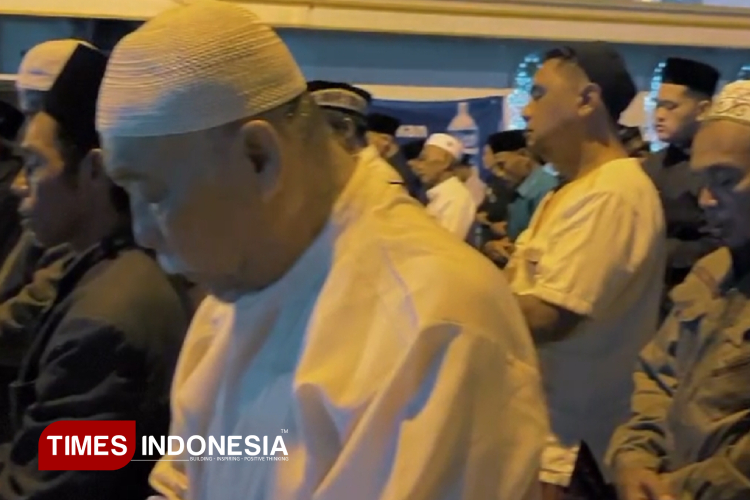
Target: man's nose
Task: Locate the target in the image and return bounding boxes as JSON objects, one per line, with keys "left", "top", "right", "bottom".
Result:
{"left": 698, "top": 187, "right": 717, "bottom": 209}
{"left": 11, "top": 170, "right": 29, "bottom": 198}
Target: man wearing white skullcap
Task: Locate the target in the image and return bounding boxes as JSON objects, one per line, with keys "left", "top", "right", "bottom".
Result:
{"left": 412, "top": 133, "right": 477, "bottom": 240}
{"left": 608, "top": 80, "right": 750, "bottom": 500}
{"left": 98, "top": 2, "right": 547, "bottom": 500}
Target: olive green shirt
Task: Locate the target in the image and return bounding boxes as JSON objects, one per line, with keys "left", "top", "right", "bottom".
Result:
{"left": 607, "top": 247, "right": 750, "bottom": 500}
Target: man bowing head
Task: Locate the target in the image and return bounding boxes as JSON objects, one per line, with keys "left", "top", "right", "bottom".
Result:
{"left": 97, "top": 2, "right": 548, "bottom": 499}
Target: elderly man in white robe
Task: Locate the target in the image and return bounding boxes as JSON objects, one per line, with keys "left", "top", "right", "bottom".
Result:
{"left": 96, "top": 2, "right": 548, "bottom": 500}
{"left": 412, "top": 133, "right": 477, "bottom": 240}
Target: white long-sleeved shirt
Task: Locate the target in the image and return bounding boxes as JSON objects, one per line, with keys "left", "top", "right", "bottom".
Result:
{"left": 150, "top": 151, "right": 548, "bottom": 500}
{"left": 425, "top": 176, "right": 477, "bottom": 240}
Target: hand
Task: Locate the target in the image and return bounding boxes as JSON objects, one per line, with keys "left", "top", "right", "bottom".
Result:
{"left": 614, "top": 467, "right": 674, "bottom": 500}
{"left": 489, "top": 220, "right": 508, "bottom": 237}
{"left": 483, "top": 238, "right": 514, "bottom": 263}
{"left": 476, "top": 212, "right": 490, "bottom": 226}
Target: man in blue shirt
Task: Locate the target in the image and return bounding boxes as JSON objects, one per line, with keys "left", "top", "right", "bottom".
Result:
{"left": 506, "top": 162, "right": 559, "bottom": 241}
{"left": 479, "top": 131, "right": 559, "bottom": 265}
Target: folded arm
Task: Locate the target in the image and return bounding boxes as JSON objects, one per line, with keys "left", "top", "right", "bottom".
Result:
{"left": 0, "top": 318, "right": 158, "bottom": 500}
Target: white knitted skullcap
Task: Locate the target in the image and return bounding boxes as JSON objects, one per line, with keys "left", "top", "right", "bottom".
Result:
{"left": 703, "top": 80, "right": 750, "bottom": 126}
{"left": 426, "top": 133, "right": 463, "bottom": 160}
{"left": 97, "top": 0, "right": 306, "bottom": 138}
{"left": 16, "top": 39, "right": 95, "bottom": 91}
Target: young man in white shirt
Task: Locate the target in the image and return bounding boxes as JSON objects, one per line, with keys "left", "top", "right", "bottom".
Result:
{"left": 96, "top": 3, "right": 548, "bottom": 499}
{"left": 506, "top": 41, "right": 666, "bottom": 498}
{"left": 412, "top": 133, "right": 477, "bottom": 240}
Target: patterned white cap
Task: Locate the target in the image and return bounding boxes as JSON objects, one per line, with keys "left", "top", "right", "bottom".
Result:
{"left": 16, "top": 39, "right": 95, "bottom": 91}
{"left": 703, "top": 80, "right": 750, "bottom": 126}
{"left": 426, "top": 133, "right": 463, "bottom": 160}
{"left": 96, "top": 0, "right": 306, "bottom": 138}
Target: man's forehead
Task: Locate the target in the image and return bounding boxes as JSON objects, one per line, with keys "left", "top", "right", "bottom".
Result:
{"left": 692, "top": 120, "right": 750, "bottom": 168}
{"left": 657, "top": 83, "right": 688, "bottom": 99}
{"left": 22, "top": 112, "right": 56, "bottom": 147}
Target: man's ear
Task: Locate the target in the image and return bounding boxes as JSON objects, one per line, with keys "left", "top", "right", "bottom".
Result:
{"left": 578, "top": 82, "right": 600, "bottom": 118}
{"left": 79, "top": 148, "right": 106, "bottom": 182}
{"left": 240, "top": 120, "right": 283, "bottom": 199}
{"left": 696, "top": 99, "right": 712, "bottom": 121}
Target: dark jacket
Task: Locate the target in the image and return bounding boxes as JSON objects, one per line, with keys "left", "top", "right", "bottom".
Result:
{"left": 0, "top": 234, "right": 73, "bottom": 442}
{"left": 0, "top": 233, "right": 191, "bottom": 500}
{"left": 386, "top": 151, "right": 424, "bottom": 202}
{"left": 644, "top": 146, "right": 720, "bottom": 292}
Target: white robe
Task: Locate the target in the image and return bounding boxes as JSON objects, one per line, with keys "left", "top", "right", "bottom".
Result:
{"left": 150, "top": 150, "right": 548, "bottom": 500}
{"left": 424, "top": 177, "right": 477, "bottom": 240}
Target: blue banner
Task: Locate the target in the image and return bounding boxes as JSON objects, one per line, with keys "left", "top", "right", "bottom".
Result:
{"left": 369, "top": 96, "right": 504, "bottom": 175}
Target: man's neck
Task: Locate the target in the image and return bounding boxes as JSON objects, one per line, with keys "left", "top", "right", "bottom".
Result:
{"left": 670, "top": 140, "right": 692, "bottom": 156}
{"left": 559, "top": 139, "right": 628, "bottom": 181}
{"left": 70, "top": 213, "right": 130, "bottom": 253}
{"left": 235, "top": 141, "right": 357, "bottom": 294}
{"left": 384, "top": 141, "right": 399, "bottom": 159}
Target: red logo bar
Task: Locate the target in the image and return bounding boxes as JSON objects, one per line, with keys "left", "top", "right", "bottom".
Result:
{"left": 39, "top": 420, "right": 136, "bottom": 470}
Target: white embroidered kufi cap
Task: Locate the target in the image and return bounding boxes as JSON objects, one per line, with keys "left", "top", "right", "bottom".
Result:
{"left": 16, "top": 39, "right": 96, "bottom": 91}
{"left": 425, "top": 133, "right": 464, "bottom": 160}
{"left": 703, "top": 80, "right": 750, "bottom": 126}
{"left": 96, "top": 0, "right": 306, "bottom": 138}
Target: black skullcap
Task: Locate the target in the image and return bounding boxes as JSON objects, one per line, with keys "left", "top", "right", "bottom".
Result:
{"left": 0, "top": 101, "right": 24, "bottom": 142}
{"left": 487, "top": 130, "right": 526, "bottom": 154}
{"left": 367, "top": 113, "right": 401, "bottom": 136}
{"left": 44, "top": 44, "right": 108, "bottom": 152}
{"left": 401, "top": 139, "right": 426, "bottom": 161}
{"left": 307, "top": 80, "right": 372, "bottom": 117}
{"left": 545, "top": 41, "right": 637, "bottom": 121}
{"left": 661, "top": 57, "right": 719, "bottom": 96}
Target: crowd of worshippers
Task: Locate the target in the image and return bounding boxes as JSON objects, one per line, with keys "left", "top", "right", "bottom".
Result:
{"left": 0, "top": 2, "right": 747, "bottom": 500}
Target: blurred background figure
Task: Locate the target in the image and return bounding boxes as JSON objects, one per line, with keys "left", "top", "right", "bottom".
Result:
{"left": 644, "top": 57, "right": 721, "bottom": 319}
{"left": 476, "top": 130, "right": 558, "bottom": 267}
{"left": 412, "top": 133, "right": 476, "bottom": 239}
{"left": 618, "top": 124, "right": 650, "bottom": 161}
{"left": 367, "top": 112, "right": 423, "bottom": 199}
{"left": 308, "top": 80, "right": 372, "bottom": 156}
{"left": 454, "top": 153, "right": 487, "bottom": 207}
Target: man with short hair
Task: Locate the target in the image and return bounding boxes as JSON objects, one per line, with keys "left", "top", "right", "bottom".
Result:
{"left": 413, "top": 133, "right": 477, "bottom": 239}
{"left": 645, "top": 58, "right": 721, "bottom": 312}
{"left": 97, "top": 3, "right": 548, "bottom": 499}
{"left": 0, "top": 43, "right": 190, "bottom": 500}
{"left": 507, "top": 42, "right": 666, "bottom": 495}
{"left": 608, "top": 79, "right": 750, "bottom": 500}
